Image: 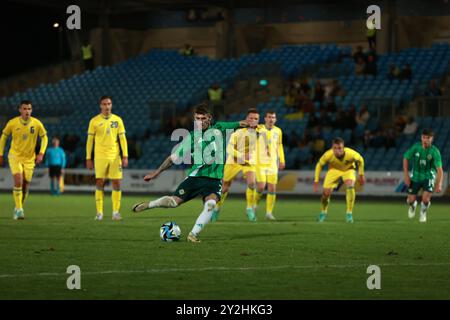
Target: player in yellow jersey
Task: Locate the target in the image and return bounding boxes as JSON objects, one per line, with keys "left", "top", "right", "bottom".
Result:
{"left": 86, "top": 96, "right": 128, "bottom": 221}
{"left": 254, "top": 111, "right": 285, "bottom": 220}
{"left": 313, "top": 137, "right": 365, "bottom": 223}
{"left": 0, "top": 100, "right": 48, "bottom": 220}
{"left": 212, "top": 108, "right": 260, "bottom": 222}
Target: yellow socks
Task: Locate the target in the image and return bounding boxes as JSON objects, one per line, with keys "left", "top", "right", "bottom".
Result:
{"left": 321, "top": 195, "right": 330, "bottom": 213}
{"left": 95, "top": 189, "right": 104, "bottom": 215}
{"left": 112, "top": 190, "right": 121, "bottom": 213}
{"left": 246, "top": 187, "right": 255, "bottom": 209}
{"left": 216, "top": 191, "right": 228, "bottom": 210}
{"left": 346, "top": 187, "right": 355, "bottom": 213}
{"left": 266, "top": 193, "right": 276, "bottom": 214}
{"left": 13, "top": 187, "right": 23, "bottom": 210}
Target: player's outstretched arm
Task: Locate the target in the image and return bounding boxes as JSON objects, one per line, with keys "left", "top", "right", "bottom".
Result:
{"left": 313, "top": 162, "right": 322, "bottom": 193}
{"left": 314, "top": 153, "right": 328, "bottom": 192}
{"left": 355, "top": 153, "right": 365, "bottom": 186}
{"left": 403, "top": 158, "right": 410, "bottom": 186}
{"left": 144, "top": 155, "right": 174, "bottom": 182}
{"left": 0, "top": 132, "right": 9, "bottom": 167}
{"left": 435, "top": 167, "right": 443, "bottom": 193}
{"left": 239, "top": 120, "right": 250, "bottom": 128}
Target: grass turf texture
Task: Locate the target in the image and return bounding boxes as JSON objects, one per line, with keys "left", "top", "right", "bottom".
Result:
{"left": 0, "top": 193, "right": 449, "bottom": 299}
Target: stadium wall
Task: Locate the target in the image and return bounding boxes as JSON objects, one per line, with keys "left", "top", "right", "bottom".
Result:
{"left": 89, "top": 15, "right": 450, "bottom": 65}
{"left": 0, "top": 169, "right": 448, "bottom": 197}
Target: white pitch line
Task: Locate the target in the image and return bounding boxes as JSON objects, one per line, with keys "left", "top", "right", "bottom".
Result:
{"left": 1, "top": 262, "right": 450, "bottom": 279}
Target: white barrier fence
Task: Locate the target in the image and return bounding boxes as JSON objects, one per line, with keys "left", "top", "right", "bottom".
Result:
{"left": 0, "top": 168, "right": 448, "bottom": 196}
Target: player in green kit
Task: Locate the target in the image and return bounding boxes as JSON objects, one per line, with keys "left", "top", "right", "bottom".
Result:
{"left": 403, "top": 128, "right": 443, "bottom": 222}
{"left": 132, "top": 103, "right": 249, "bottom": 242}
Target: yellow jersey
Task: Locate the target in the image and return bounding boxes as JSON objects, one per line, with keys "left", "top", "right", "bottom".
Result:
{"left": 226, "top": 127, "right": 258, "bottom": 165}
{"left": 0, "top": 116, "right": 48, "bottom": 160}
{"left": 314, "top": 147, "right": 364, "bottom": 182}
{"left": 257, "top": 125, "right": 285, "bottom": 167}
{"left": 86, "top": 113, "right": 128, "bottom": 160}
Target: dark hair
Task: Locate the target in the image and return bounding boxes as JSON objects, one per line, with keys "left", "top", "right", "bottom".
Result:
{"left": 19, "top": 100, "right": 32, "bottom": 107}
{"left": 265, "top": 110, "right": 276, "bottom": 115}
{"left": 193, "top": 102, "right": 210, "bottom": 115}
{"left": 332, "top": 137, "right": 345, "bottom": 145}
{"left": 99, "top": 95, "right": 112, "bottom": 103}
{"left": 422, "top": 128, "right": 434, "bottom": 137}
{"left": 52, "top": 136, "right": 60, "bottom": 141}
{"left": 247, "top": 108, "right": 259, "bottom": 115}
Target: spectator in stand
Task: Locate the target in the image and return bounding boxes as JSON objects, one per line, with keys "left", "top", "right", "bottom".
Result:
{"left": 400, "top": 63, "right": 412, "bottom": 80}
{"left": 424, "top": 79, "right": 442, "bottom": 97}
{"left": 356, "top": 106, "right": 370, "bottom": 126}
{"left": 312, "top": 81, "right": 325, "bottom": 104}
{"left": 127, "top": 135, "right": 140, "bottom": 159}
{"left": 367, "top": 19, "right": 377, "bottom": 50}
{"left": 343, "top": 106, "right": 357, "bottom": 130}
{"left": 299, "top": 78, "right": 311, "bottom": 96}
{"left": 180, "top": 43, "right": 195, "bottom": 56}
{"left": 388, "top": 64, "right": 401, "bottom": 80}
{"left": 208, "top": 83, "right": 225, "bottom": 119}
{"left": 285, "top": 87, "right": 298, "bottom": 108}
{"left": 355, "top": 56, "right": 366, "bottom": 75}
{"left": 298, "top": 90, "right": 314, "bottom": 115}
{"left": 62, "top": 134, "right": 80, "bottom": 152}
{"left": 334, "top": 109, "right": 346, "bottom": 130}
{"left": 383, "top": 128, "right": 397, "bottom": 149}
{"left": 364, "top": 54, "right": 377, "bottom": 76}
{"left": 318, "top": 109, "right": 333, "bottom": 128}
{"left": 394, "top": 114, "right": 408, "bottom": 133}
{"left": 403, "top": 116, "right": 418, "bottom": 135}
{"left": 353, "top": 46, "right": 365, "bottom": 63}
{"left": 308, "top": 110, "right": 321, "bottom": 130}
{"left": 331, "top": 79, "right": 345, "bottom": 97}
{"left": 311, "top": 127, "right": 326, "bottom": 161}
{"left": 287, "top": 130, "right": 300, "bottom": 148}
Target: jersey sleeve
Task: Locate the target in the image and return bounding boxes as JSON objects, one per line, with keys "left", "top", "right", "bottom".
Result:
{"left": 61, "top": 148, "right": 67, "bottom": 168}
{"left": 1, "top": 120, "right": 13, "bottom": 137}
{"left": 87, "top": 119, "right": 95, "bottom": 136}
{"left": 352, "top": 150, "right": 365, "bottom": 175}
{"left": 434, "top": 148, "right": 443, "bottom": 168}
{"left": 215, "top": 121, "right": 241, "bottom": 131}
{"left": 0, "top": 120, "right": 12, "bottom": 156}
{"left": 118, "top": 117, "right": 126, "bottom": 135}
{"left": 37, "top": 121, "right": 48, "bottom": 154}
{"left": 278, "top": 129, "right": 285, "bottom": 164}
{"left": 314, "top": 151, "right": 330, "bottom": 182}
{"left": 403, "top": 144, "right": 416, "bottom": 160}
{"left": 86, "top": 119, "right": 95, "bottom": 160}
{"left": 38, "top": 120, "right": 47, "bottom": 137}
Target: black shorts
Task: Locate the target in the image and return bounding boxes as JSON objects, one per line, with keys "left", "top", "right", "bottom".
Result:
{"left": 173, "top": 176, "right": 222, "bottom": 203}
{"left": 49, "top": 166, "right": 62, "bottom": 178}
{"left": 407, "top": 179, "right": 435, "bottom": 195}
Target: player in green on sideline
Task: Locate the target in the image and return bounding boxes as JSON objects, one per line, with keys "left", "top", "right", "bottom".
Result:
{"left": 403, "top": 128, "right": 443, "bottom": 222}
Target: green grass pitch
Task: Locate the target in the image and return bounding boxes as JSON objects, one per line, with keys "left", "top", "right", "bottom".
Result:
{"left": 0, "top": 193, "right": 449, "bottom": 299}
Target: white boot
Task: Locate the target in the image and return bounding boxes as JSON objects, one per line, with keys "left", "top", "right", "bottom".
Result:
{"left": 408, "top": 200, "right": 417, "bottom": 219}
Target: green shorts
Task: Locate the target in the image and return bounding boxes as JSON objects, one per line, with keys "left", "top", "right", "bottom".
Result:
{"left": 407, "top": 179, "right": 435, "bottom": 195}
{"left": 173, "top": 176, "right": 222, "bottom": 203}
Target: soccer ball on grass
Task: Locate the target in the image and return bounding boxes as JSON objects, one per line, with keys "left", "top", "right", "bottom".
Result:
{"left": 160, "top": 222, "right": 181, "bottom": 242}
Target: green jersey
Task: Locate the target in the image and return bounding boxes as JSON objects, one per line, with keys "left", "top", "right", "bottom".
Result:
{"left": 175, "top": 121, "right": 241, "bottom": 179}
{"left": 403, "top": 142, "right": 442, "bottom": 181}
